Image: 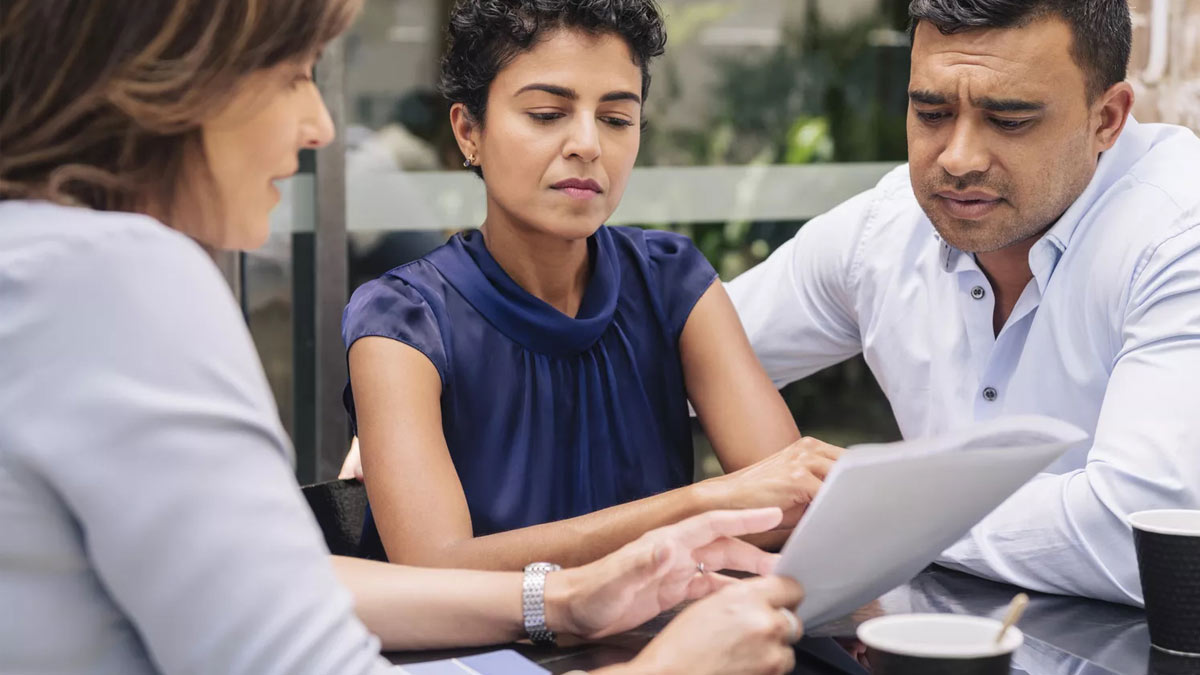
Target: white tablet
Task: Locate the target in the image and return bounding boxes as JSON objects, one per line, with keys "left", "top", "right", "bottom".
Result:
{"left": 774, "top": 415, "right": 1088, "bottom": 628}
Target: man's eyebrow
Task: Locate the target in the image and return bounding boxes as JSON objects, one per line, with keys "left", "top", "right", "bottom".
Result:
{"left": 972, "top": 96, "right": 1046, "bottom": 113}
{"left": 516, "top": 83, "right": 577, "bottom": 99}
{"left": 909, "top": 89, "right": 1045, "bottom": 113}
{"left": 909, "top": 89, "right": 950, "bottom": 105}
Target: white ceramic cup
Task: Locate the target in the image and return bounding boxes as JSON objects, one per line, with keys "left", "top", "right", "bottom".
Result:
{"left": 857, "top": 614, "right": 1024, "bottom": 675}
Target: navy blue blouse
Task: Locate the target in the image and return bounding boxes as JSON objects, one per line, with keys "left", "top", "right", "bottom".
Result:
{"left": 342, "top": 225, "right": 717, "bottom": 536}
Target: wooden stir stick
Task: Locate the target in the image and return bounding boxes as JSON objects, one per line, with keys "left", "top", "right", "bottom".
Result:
{"left": 995, "top": 593, "right": 1030, "bottom": 644}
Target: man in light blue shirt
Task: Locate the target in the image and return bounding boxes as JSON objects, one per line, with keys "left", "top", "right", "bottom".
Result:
{"left": 729, "top": 0, "right": 1200, "bottom": 606}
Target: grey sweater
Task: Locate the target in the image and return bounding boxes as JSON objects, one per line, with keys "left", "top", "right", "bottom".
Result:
{"left": 0, "top": 201, "right": 392, "bottom": 674}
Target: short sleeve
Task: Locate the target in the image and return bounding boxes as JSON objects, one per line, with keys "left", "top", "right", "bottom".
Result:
{"left": 643, "top": 229, "right": 719, "bottom": 339}
{"left": 341, "top": 275, "right": 449, "bottom": 426}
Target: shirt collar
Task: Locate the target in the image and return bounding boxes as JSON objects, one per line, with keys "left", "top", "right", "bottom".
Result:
{"left": 428, "top": 226, "right": 621, "bottom": 356}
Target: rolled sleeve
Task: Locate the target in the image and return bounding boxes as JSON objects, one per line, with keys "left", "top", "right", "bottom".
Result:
{"left": 939, "top": 222, "right": 1200, "bottom": 606}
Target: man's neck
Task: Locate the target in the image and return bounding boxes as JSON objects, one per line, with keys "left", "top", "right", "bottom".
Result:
{"left": 479, "top": 212, "right": 591, "bottom": 318}
{"left": 976, "top": 237, "right": 1038, "bottom": 336}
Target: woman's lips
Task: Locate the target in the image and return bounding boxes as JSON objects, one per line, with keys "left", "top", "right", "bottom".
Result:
{"left": 558, "top": 187, "right": 599, "bottom": 201}
{"left": 552, "top": 178, "right": 603, "bottom": 201}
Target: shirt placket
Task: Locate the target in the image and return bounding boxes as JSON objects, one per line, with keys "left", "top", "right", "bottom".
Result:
{"left": 956, "top": 268, "right": 999, "bottom": 417}
{"left": 964, "top": 241, "right": 1057, "bottom": 421}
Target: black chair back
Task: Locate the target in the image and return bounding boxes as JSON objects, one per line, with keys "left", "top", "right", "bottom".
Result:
{"left": 300, "top": 479, "right": 386, "bottom": 559}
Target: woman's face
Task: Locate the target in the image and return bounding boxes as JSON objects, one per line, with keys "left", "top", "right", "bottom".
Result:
{"left": 199, "top": 55, "right": 334, "bottom": 250}
{"left": 457, "top": 29, "right": 644, "bottom": 241}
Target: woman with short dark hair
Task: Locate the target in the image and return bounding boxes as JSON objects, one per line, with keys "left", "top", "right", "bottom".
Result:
{"left": 344, "top": 0, "right": 840, "bottom": 574}
{"left": 0, "top": 1, "right": 805, "bottom": 673}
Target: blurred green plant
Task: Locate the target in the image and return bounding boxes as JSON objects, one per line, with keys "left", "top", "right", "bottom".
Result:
{"left": 643, "top": 1, "right": 909, "bottom": 446}
{"left": 784, "top": 116, "right": 835, "bottom": 165}
{"left": 640, "top": 1, "right": 909, "bottom": 277}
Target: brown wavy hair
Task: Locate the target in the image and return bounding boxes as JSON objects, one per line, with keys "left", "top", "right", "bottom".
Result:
{"left": 0, "top": 0, "right": 360, "bottom": 219}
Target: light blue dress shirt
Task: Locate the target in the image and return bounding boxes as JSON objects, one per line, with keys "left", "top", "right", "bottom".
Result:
{"left": 0, "top": 201, "right": 391, "bottom": 674}
{"left": 728, "top": 118, "right": 1200, "bottom": 606}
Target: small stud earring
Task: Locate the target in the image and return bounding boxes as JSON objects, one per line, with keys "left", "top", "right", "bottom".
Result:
{"left": 463, "top": 155, "right": 476, "bottom": 168}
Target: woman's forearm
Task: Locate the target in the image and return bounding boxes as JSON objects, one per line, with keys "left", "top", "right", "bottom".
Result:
{"left": 332, "top": 556, "right": 544, "bottom": 650}
{"left": 391, "top": 479, "right": 728, "bottom": 570}
{"left": 333, "top": 507, "right": 793, "bottom": 671}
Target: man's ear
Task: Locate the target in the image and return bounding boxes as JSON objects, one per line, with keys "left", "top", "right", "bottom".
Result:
{"left": 1092, "top": 81, "right": 1134, "bottom": 154}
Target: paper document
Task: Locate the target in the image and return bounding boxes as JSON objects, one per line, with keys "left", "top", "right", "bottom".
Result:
{"left": 393, "top": 649, "right": 549, "bottom": 674}
{"left": 774, "top": 415, "right": 1088, "bottom": 628}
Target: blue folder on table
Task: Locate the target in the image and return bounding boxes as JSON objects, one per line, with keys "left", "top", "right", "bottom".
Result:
{"left": 394, "top": 649, "right": 549, "bottom": 674}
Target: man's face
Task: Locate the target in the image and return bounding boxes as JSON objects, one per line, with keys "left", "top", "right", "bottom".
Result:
{"left": 907, "top": 16, "right": 1100, "bottom": 254}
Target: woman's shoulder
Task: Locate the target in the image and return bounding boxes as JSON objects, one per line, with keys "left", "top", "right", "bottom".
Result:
{"left": 345, "top": 257, "right": 446, "bottom": 323}
{"left": 0, "top": 202, "right": 225, "bottom": 331}
{"left": 0, "top": 201, "right": 208, "bottom": 275}
{"left": 343, "top": 258, "right": 451, "bottom": 380}
{"left": 0, "top": 202, "right": 275, "bottom": 450}
{"left": 604, "top": 225, "right": 718, "bottom": 339}
{"left": 605, "top": 226, "right": 715, "bottom": 288}
{"left": 606, "top": 225, "right": 715, "bottom": 280}
{"left": 605, "top": 225, "right": 700, "bottom": 259}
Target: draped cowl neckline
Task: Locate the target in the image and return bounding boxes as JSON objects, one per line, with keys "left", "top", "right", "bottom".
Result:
{"left": 427, "top": 227, "right": 622, "bottom": 356}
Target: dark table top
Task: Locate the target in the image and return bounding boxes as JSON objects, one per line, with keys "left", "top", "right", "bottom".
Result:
{"left": 387, "top": 567, "right": 1200, "bottom": 674}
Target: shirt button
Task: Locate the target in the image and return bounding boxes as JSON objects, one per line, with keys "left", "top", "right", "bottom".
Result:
{"left": 971, "top": 286, "right": 986, "bottom": 300}
{"left": 982, "top": 387, "right": 999, "bottom": 402}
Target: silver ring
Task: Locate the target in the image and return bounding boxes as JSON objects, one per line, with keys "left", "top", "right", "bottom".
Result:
{"left": 696, "top": 561, "right": 707, "bottom": 575}
{"left": 778, "top": 608, "right": 801, "bottom": 643}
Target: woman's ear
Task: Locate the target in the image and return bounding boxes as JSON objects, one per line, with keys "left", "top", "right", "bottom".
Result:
{"left": 450, "top": 102, "right": 481, "bottom": 165}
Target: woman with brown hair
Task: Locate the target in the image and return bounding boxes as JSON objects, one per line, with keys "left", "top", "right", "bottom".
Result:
{"left": 0, "top": 1, "right": 806, "bottom": 674}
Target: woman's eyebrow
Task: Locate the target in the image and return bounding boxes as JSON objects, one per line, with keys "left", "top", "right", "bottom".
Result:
{"left": 516, "top": 83, "right": 576, "bottom": 99}
{"left": 514, "top": 84, "right": 641, "bottom": 105}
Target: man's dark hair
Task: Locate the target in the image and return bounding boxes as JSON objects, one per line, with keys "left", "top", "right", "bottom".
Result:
{"left": 440, "top": 0, "right": 666, "bottom": 176}
{"left": 908, "top": 0, "right": 1132, "bottom": 100}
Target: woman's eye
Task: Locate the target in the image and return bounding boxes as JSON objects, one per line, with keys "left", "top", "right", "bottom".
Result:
{"left": 528, "top": 112, "right": 565, "bottom": 122}
{"left": 601, "top": 116, "right": 635, "bottom": 128}
{"left": 290, "top": 70, "right": 314, "bottom": 90}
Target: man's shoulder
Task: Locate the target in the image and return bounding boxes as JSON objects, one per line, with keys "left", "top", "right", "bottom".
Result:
{"left": 828, "top": 165, "right": 937, "bottom": 276}
{"left": 1051, "top": 123, "right": 1200, "bottom": 318}
{"left": 1125, "top": 123, "right": 1200, "bottom": 209}
{"left": 860, "top": 164, "right": 928, "bottom": 236}
{"left": 809, "top": 164, "right": 926, "bottom": 242}
{"left": 1105, "top": 123, "right": 1199, "bottom": 218}
{"left": 1081, "top": 123, "right": 1200, "bottom": 266}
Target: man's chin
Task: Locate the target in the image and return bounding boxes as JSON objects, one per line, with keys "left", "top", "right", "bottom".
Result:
{"left": 930, "top": 216, "right": 1052, "bottom": 256}
{"left": 926, "top": 216, "right": 1007, "bottom": 255}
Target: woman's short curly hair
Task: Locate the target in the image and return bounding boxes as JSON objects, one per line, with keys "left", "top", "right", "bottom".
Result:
{"left": 440, "top": 0, "right": 667, "bottom": 131}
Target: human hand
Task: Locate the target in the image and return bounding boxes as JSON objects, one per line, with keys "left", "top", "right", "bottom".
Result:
{"left": 835, "top": 637, "right": 871, "bottom": 670}
{"left": 627, "top": 575, "right": 805, "bottom": 675}
{"left": 546, "top": 508, "right": 785, "bottom": 640}
{"left": 338, "top": 437, "right": 363, "bottom": 481}
{"left": 712, "top": 437, "right": 843, "bottom": 527}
